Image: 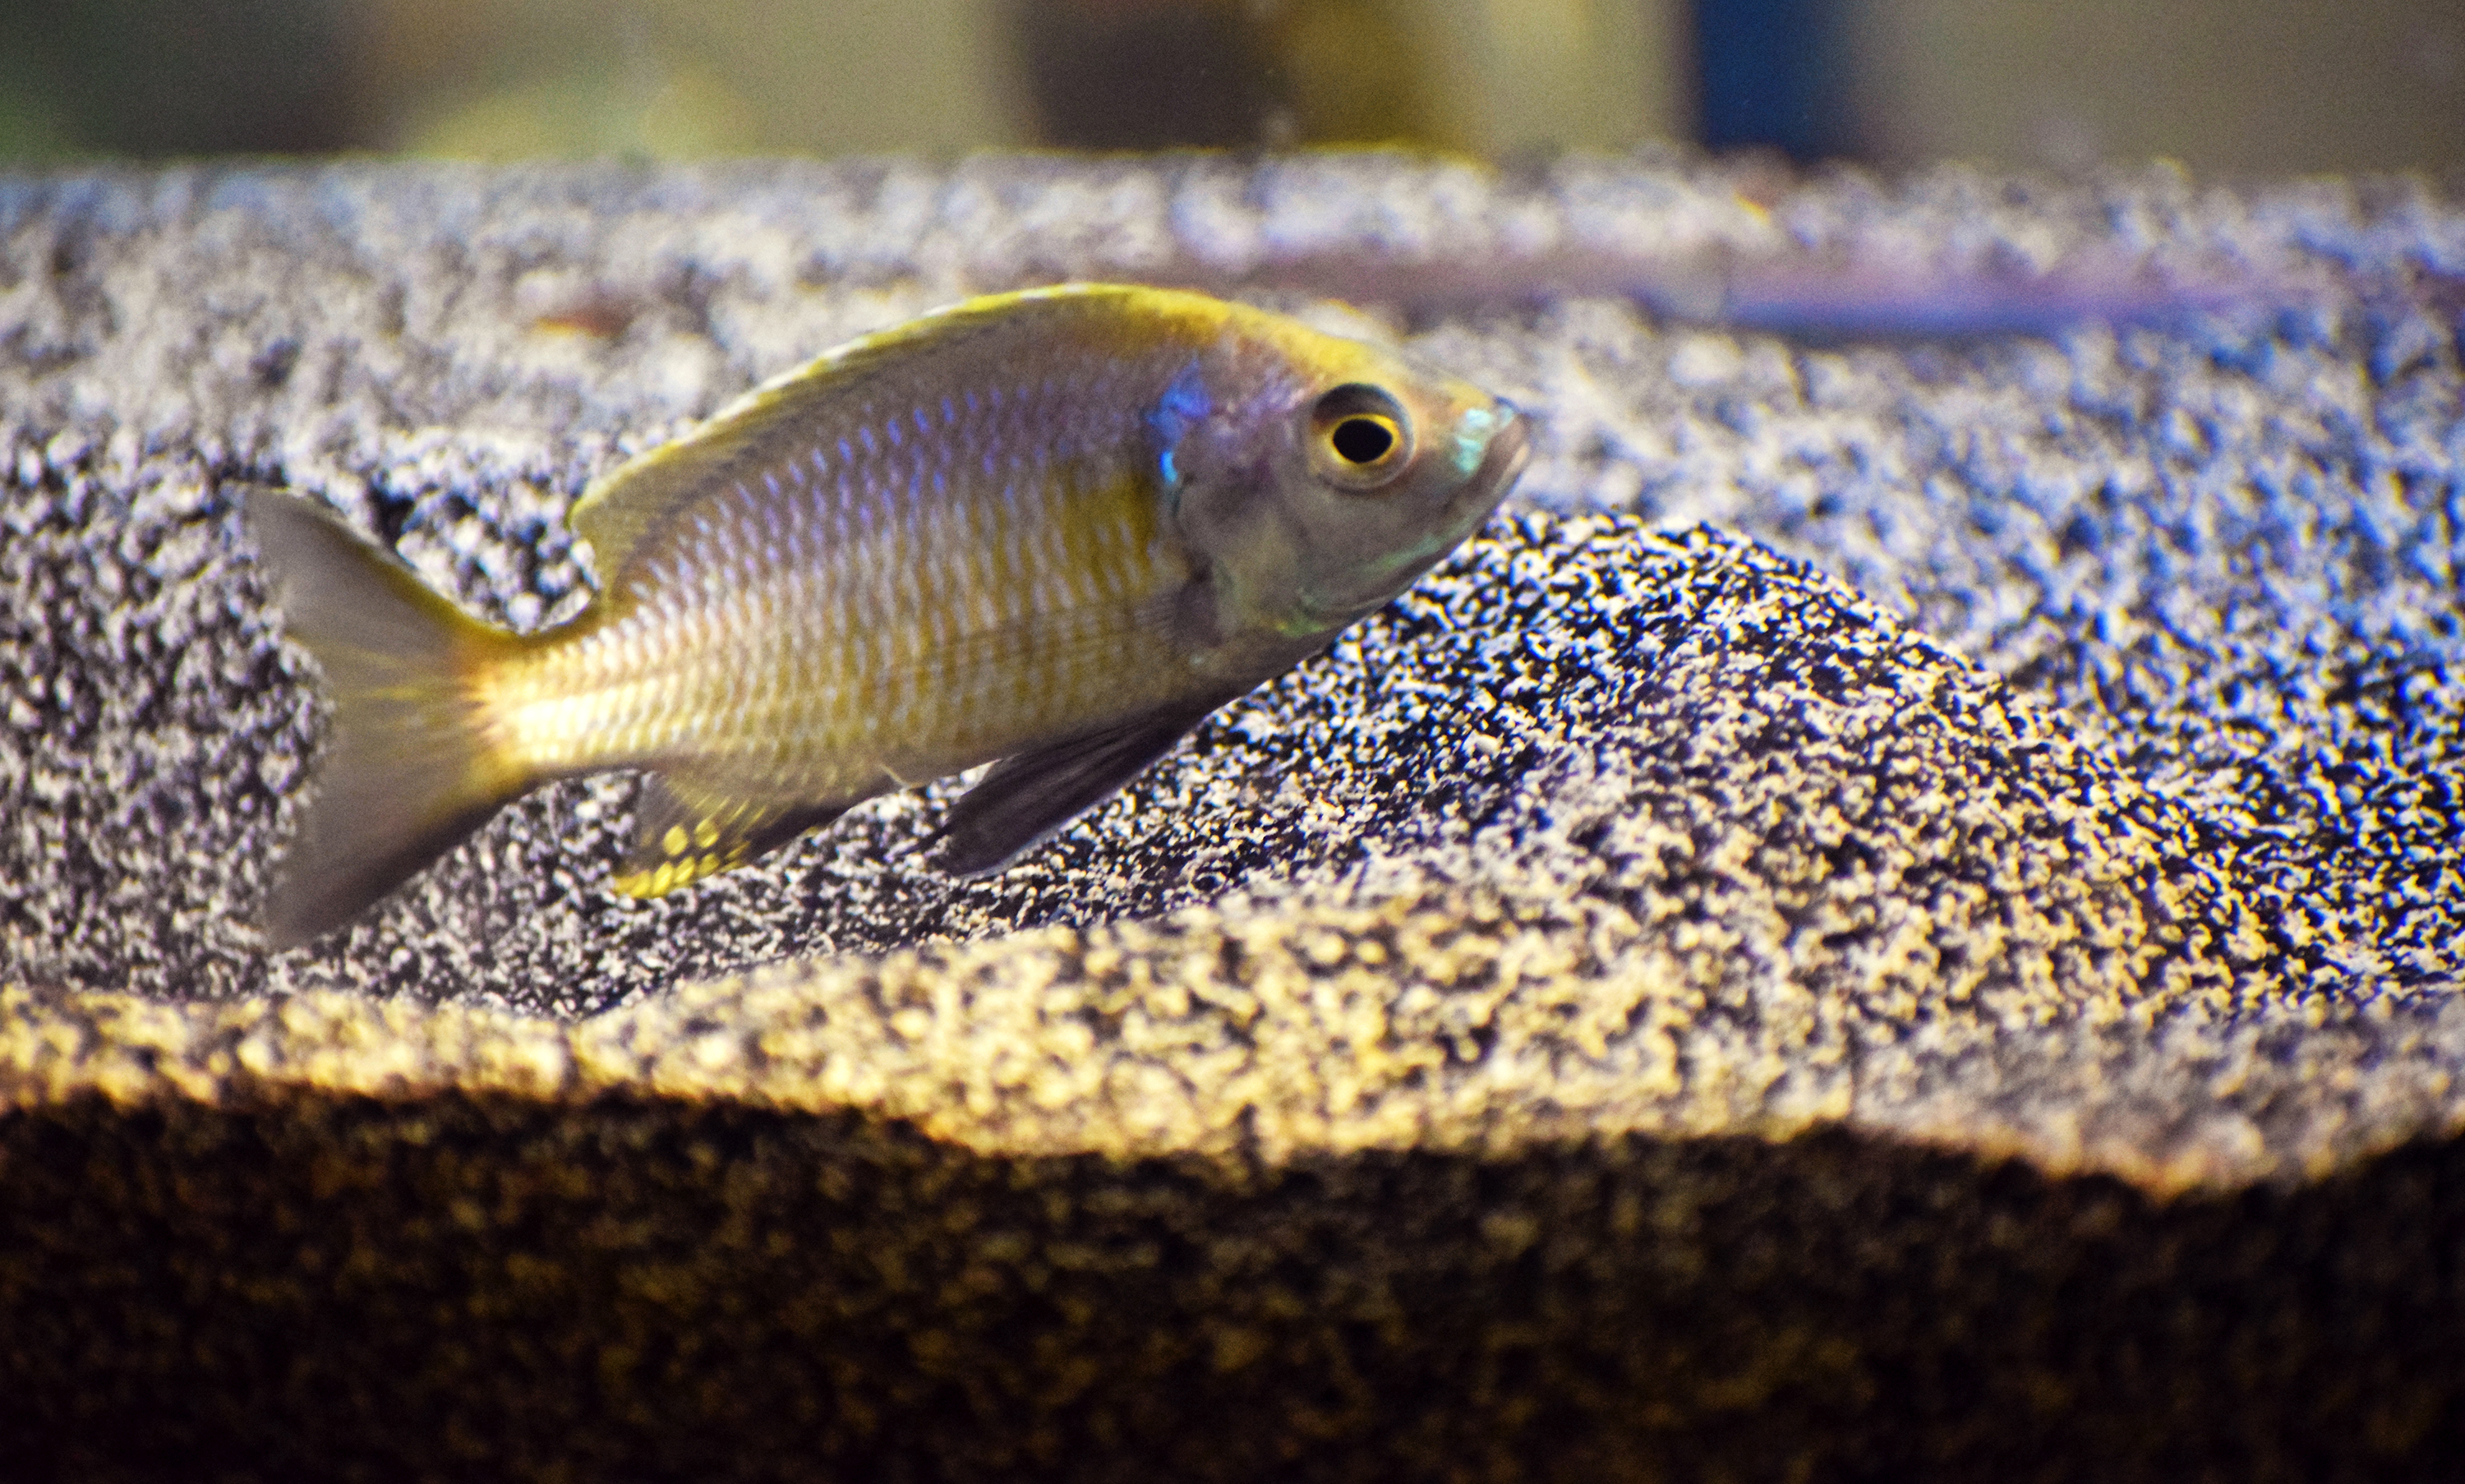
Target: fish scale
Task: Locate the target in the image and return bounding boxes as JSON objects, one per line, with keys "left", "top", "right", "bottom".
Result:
{"left": 244, "top": 284, "right": 1527, "bottom": 946}
{"left": 519, "top": 424, "right": 1159, "bottom": 789}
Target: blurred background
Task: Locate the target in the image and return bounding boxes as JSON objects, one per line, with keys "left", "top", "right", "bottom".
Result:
{"left": 0, "top": 0, "right": 2458, "bottom": 175}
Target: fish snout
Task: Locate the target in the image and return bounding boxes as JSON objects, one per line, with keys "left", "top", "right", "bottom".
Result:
{"left": 1468, "top": 399, "right": 1531, "bottom": 505}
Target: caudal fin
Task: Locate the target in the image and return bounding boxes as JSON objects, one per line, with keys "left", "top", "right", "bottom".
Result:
{"left": 246, "top": 491, "right": 532, "bottom": 949}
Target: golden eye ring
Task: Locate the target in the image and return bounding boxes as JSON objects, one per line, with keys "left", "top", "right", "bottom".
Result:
{"left": 1308, "top": 384, "right": 1413, "bottom": 490}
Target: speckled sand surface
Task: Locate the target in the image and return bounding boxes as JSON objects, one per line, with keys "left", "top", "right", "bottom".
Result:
{"left": 4, "top": 156, "right": 2464, "bottom": 1478}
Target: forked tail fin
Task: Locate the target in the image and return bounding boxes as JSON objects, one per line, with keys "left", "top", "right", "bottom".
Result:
{"left": 245, "top": 491, "right": 533, "bottom": 949}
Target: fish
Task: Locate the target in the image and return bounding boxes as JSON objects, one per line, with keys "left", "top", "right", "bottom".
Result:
{"left": 245, "top": 283, "right": 1529, "bottom": 949}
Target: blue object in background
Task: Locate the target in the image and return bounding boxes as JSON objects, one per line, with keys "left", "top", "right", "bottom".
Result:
{"left": 1691, "top": 0, "right": 1860, "bottom": 160}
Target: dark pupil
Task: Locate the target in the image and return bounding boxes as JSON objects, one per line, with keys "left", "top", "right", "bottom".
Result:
{"left": 1330, "top": 417, "right": 1394, "bottom": 464}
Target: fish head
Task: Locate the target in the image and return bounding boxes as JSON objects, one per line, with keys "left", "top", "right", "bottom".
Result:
{"left": 1168, "top": 317, "right": 1531, "bottom": 651}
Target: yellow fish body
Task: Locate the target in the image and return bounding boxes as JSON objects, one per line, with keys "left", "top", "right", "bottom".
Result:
{"left": 247, "top": 284, "right": 1528, "bottom": 947}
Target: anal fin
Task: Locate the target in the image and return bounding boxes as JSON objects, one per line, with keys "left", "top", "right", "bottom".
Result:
{"left": 935, "top": 698, "right": 1224, "bottom": 878}
{"left": 614, "top": 774, "right": 847, "bottom": 899}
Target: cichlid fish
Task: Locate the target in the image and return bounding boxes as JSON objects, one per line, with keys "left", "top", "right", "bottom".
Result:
{"left": 246, "top": 283, "right": 1528, "bottom": 948}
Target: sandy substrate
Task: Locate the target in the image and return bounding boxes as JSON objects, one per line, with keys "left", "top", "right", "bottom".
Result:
{"left": 3, "top": 154, "right": 2462, "bottom": 1478}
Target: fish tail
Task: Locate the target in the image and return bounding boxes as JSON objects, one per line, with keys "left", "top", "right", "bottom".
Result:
{"left": 246, "top": 491, "right": 533, "bottom": 949}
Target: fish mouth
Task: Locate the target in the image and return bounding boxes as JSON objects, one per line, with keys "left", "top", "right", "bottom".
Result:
{"left": 1466, "top": 399, "right": 1531, "bottom": 510}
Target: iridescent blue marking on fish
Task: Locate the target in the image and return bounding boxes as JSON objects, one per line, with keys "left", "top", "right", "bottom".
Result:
{"left": 1146, "top": 359, "right": 1212, "bottom": 497}
{"left": 1452, "top": 406, "right": 1499, "bottom": 477}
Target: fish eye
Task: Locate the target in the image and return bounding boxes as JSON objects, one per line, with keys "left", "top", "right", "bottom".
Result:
{"left": 1307, "top": 384, "right": 1412, "bottom": 491}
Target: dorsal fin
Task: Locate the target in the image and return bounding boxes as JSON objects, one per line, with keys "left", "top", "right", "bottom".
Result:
{"left": 568, "top": 284, "right": 1205, "bottom": 579}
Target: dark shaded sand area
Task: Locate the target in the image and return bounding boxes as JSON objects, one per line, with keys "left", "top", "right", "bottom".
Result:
{"left": 3, "top": 155, "right": 2462, "bottom": 1477}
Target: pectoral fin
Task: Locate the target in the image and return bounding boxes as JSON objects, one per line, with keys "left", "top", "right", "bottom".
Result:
{"left": 614, "top": 774, "right": 848, "bottom": 898}
{"left": 936, "top": 698, "right": 1224, "bottom": 878}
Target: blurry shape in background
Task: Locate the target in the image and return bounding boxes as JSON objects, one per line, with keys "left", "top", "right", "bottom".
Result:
{"left": 0, "top": 0, "right": 2452, "bottom": 173}
{"left": 366, "top": 0, "right": 1021, "bottom": 159}
{"left": 399, "top": 55, "right": 763, "bottom": 159}
{"left": 1425, "top": 0, "right": 1675, "bottom": 158}
{"left": 2, "top": 0, "right": 356, "bottom": 158}
{"left": 0, "top": 46, "right": 74, "bottom": 162}
{"left": 1266, "top": 0, "right": 1444, "bottom": 147}
{"left": 1007, "top": 0, "right": 1283, "bottom": 149}
{"left": 1689, "top": 0, "right": 1859, "bottom": 161}
{"left": 1007, "top": 0, "right": 1670, "bottom": 154}
{"left": 1851, "top": 0, "right": 2465, "bottom": 175}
